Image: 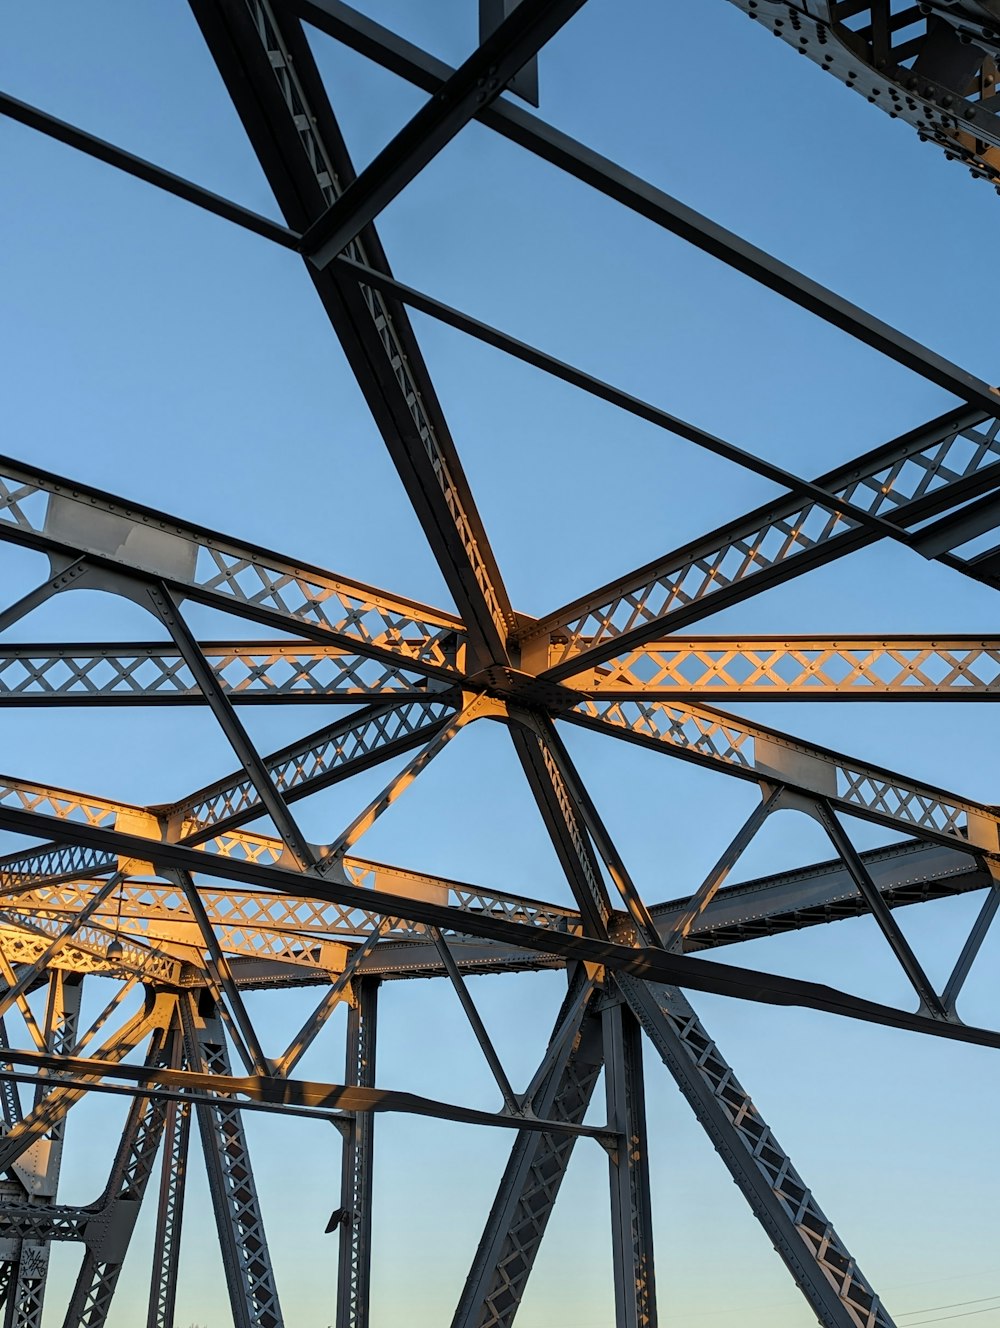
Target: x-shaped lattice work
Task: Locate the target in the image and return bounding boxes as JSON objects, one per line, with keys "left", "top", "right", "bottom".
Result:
{"left": 1, "top": 3, "right": 1000, "bottom": 1327}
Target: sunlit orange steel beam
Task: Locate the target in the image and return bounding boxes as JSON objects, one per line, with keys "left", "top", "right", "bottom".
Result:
{"left": 566, "top": 636, "right": 1000, "bottom": 700}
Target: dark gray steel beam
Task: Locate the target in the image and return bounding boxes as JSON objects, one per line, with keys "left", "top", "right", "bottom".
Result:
{"left": 335, "top": 977, "right": 378, "bottom": 1328}
{"left": 60, "top": 1026, "right": 175, "bottom": 1328}
{"left": 303, "top": 0, "right": 588, "bottom": 270}
{"left": 189, "top": 0, "right": 516, "bottom": 666}
{"left": 813, "top": 801, "right": 948, "bottom": 1018}
{"left": 145, "top": 1027, "right": 191, "bottom": 1328}
{"left": 617, "top": 975, "right": 894, "bottom": 1328}
{"left": 289, "top": 0, "right": 1000, "bottom": 414}
{"left": 507, "top": 712, "right": 614, "bottom": 937}
{"left": 602, "top": 996, "right": 657, "bottom": 1328}
{"left": 182, "top": 994, "right": 284, "bottom": 1328}
{"left": 147, "top": 582, "right": 316, "bottom": 869}
{"left": 0, "top": 90, "right": 299, "bottom": 249}
{"left": 2, "top": 802, "right": 1000, "bottom": 1053}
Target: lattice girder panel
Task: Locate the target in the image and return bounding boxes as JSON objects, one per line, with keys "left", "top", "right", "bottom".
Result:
{"left": 575, "top": 636, "right": 1000, "bottom": 698}
{"left": 0, "top": 641, "right": 449, "bottom": 705}
{"left": 0, "top": 459, "right": 464, "bottom": 677}
{"left": 525, "top": 408, "right": 1000, "bottom": 675}
{"left": 571, "top": 697, "right": 1000, "bottom": 852}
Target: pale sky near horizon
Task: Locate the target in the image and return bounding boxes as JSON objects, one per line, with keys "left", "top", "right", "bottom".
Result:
{"left": 2, "top": 2, "right": 1000, "bottom": 1325}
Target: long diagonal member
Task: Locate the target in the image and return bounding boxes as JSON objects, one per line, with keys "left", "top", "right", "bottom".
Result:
{"left": 190, "top": 0, "right": 517, "bottom": 666}
{"left": 525, "top": 407, "right": 1000, "bottom": 678}
{"left": 0, "top": 453, "right": 464, "bottom": 678}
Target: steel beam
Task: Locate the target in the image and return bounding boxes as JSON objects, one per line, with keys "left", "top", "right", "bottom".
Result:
{"left": 528, "top": 409, "right": 1000, "bottom": 676}
{"left": 61, "top": 1025, "right": 175, "bottom": 1328}
{"left": 0, "top": 454, "right": 463, "bottom": 678}
{"left": 602, "top": 995, "right": 656, "bottom": 1328}
{"left": 618, "top": 975, "right": 894, "bottom": 1328}
{"left": 145, "top": 1073, "right": 191, "bottom": 1328}
{"left": 302, "top": 0, "right": 588, "bottom": 270}
{"left": 4, "top": 803, "right": 1000, "bottom": 1052}
{"left": 335, "top": 977, "right": 378, "bottom": 1328}
{"left": 571, "top": 636, "right": 1000, "bottom": 700}
{"left": 724, "top": 1, "right": 1000, "bottom": 187}
{"left": 290, "top": 0, "right": 1000, "bottom": 413}
{"left": 189, "top": 0, "right": 516, "bottom": 665}
{"left": 568, "top": 696, "right": 1000, "bottom": 854}
{"left": 182, "top": 993, "right": 284, "bottom": 1328}
{"left": 508, "top": 712, "right": 613, "bottom": 936}
{"left": 452, "top": 969, "right": 603, "bottom": 1328}
{"left": 0, "top": 641, "right": 445, "bottom": 706}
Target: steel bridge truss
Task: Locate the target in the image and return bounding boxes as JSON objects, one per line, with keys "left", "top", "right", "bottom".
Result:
{"left": 1, "top": 2, "right": 1000, "bottom": 1325}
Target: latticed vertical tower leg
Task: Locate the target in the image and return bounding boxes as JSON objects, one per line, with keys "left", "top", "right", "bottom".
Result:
{"left": 4, "top": 973, "right": 83, "bottom": 1328}
{"left": 602, "top": 996, "right": 657, "bottom": 1328}
{"left": 452, "top": 970, "right": 604, "bottom": 1328}
{"left": 336, "top": 977, "right": 379, "bottom": 1328}
{"left": 181, "top": 991, "right": 284, "bottom": 1328}
{"left": 145, "top": 1085, "right": 191, "bottom": 1328}
{"left": 616, "top": 977, "right": 895, "bottom": 1328}
{"left": 61, "top": 1023, "right": 175, "bottom": 1328}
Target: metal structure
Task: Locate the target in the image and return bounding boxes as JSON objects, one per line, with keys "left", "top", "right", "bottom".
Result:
{"left": 1, "top": 2, "right": 1000, "bottom": 1325}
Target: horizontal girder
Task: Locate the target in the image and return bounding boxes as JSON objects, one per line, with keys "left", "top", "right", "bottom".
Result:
{"left": 0, "top": 641, "right": 449, "bottom": 705}
{"left": 6, "top": 636, "right": 1000, "bottom": 704}
{"left": 0, "top": 456, "right": 464, "bottom": 677}
{"left": 571, "top": 636, "right": 1000, "bottom": 699}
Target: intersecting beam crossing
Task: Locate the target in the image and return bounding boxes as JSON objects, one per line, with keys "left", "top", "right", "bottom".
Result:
{"left": 302, "top": 0, "right": 588, "bottom": 269}
{"left": 290, "top": 0, "right": 1000, "bottom": 414}
{"left": 528, "top": 408, "right": 1000, "bottom": 675}
{"left": 0, "top": 454, "right": 464, "bottom": 677}
{"left": 4, "top": 803, "right": 1000, "bottom": 1054}
{"left": 189, "top": 0, "right": 516, "bottom": 664}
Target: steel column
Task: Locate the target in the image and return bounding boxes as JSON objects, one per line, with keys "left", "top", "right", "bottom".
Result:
{"left": 335, "top": 977, "right": 379, "bottom": 1328}
{"left": 602, "top": 994, "right": 656, "bottom": 1328}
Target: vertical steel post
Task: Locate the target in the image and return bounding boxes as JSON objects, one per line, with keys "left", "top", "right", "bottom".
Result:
{"left": 146, "top": 1017, "right": 191, "bottom": 1328}
{"left": 602, "top": 995, "right": 657, "bottom": 1328}
{"left": 336, "top": 977, "right": 379, "bottom": 1328}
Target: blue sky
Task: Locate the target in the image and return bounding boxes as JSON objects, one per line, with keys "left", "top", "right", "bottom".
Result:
{"left": 2, "top": 2, "right": 1000, "bottom": 1325}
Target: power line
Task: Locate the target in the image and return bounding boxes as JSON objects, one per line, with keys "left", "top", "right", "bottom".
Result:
{"left": 899, "top": 1297, "right": 1000, "bottom": 1318}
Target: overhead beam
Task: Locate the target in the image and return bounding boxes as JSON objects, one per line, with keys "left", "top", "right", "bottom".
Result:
{"left": 569, "top": 635, "right": 1000, "bottom": 700}
{"left": 190, "top": 0, "right": 516, "bottom": 664}
{"left": 527, "top": 407, "right": 1000, "bottom": 676}
{"left": 302, "top": 0, "right": 588, "bottom": 270}
{"left": 290, "top": 0, "right": 1000, "bottom": 414}
{"left": 568, "top": 694, "right": 1000, "bottom": 854}
{"left": 3, "top": 802, "right": 1000, "bottom": 1052}
{"left": 0, "top": 641, "right": 447, "bottom": 706}
{"left": 0, "top": 453, "right": 463, "bottom": 678}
